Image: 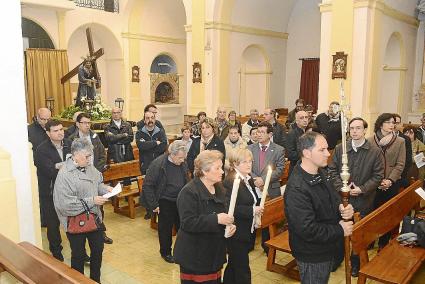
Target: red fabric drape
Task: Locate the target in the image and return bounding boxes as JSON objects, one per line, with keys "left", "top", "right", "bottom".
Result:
{"left": 299, "top": 58, "right": 320, "bottom": 112}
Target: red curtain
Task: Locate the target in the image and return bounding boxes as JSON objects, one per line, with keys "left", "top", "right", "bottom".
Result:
{"left": 299, "top": 58, "right": 320, "bottom": 112}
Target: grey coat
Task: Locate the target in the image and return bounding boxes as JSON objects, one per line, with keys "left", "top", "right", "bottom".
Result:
{"left": 328, "top": 139, "right": 384, "bottom": 216}
{"left": 248, "top": 142, "right": 285, "bottom": 198}
{"left": 53, "top": 158, "right": 109, "bottom": 232}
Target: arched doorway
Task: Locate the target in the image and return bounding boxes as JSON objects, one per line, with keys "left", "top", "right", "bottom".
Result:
{"left": 21, "top": 17, "right": 55, "bottom": 49}
{"left": 239, "top": 45, "right": 270, "bottom": 114}
{"left": 67, "top": 24, "right": 122, "bottom": 107}
{"left": 150, "top": 54, "right": 179, "bottom": 104}
{"left": 379, "top": 33, "right": 404, "bottom": 113}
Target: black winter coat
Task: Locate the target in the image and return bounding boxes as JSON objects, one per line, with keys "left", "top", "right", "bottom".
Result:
{"left": 271, "top": 121, "right": 287, "bottom": 149}
{"left": 187, "top": 135, "right": 226, "bottom": 173}
{"left": 223, "top": 171, "right": 257, "bottom": 243}
{"left": 34, "top": 139, "right": 72, "bottom": 197}
{"left": 68, "top": 130, "right": 107, "bottom": 172}
{"left": 135, "top": 125, "right": 167, "bottom": 174}
{"left": 315, "top": 113, "right": 342, "bottom": 150}
{"left": 173, "top": 177, "right": 228, "bottom": 273}
{"left": 143, "top": 154, "right": 191, "bottom": 210}
{"left": 28, "top": 119, "right": 49, "bottom": 159}
{"left": 284, "top": 162, "right": 344, "bottom": 263}
{"left": 286, "top": 124, "right": 305, "bottom": 163}
{"left": 104, "top": 120, "right": 134, "bottom": 163}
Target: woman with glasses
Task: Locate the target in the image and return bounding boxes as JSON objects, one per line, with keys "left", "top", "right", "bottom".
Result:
{"left": 222, "top": 148, "right": 263, "bottom": 284}
{"left": 368, "top": 113, "right": 406, "bottom": 249}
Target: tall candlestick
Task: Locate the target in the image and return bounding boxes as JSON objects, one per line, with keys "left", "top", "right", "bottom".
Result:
{"left": 255, "top": 166, "right": 272, "bottom": 227}
{"left": 225, "top": 173, "right": 240, "bottom": 238}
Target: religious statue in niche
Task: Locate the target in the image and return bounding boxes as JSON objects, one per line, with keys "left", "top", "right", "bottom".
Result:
{"left": 193, "top": 62, "right": 202, "bottom": 83}
{"left": 332, "top": 52, "right": 348, "bottom": 79}
{"left": 155, "top": 82, "right": 174, "bottom": 103}
{"left": 132, "top": 65, "right": 140, "bottom": 82}
{"left": 75, "top": 56, "right": 99, "bottom": 107}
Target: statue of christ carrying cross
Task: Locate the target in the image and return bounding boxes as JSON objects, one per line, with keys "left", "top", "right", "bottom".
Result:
{"left": 76, "top": 56, "right": 98, "bottom": 107}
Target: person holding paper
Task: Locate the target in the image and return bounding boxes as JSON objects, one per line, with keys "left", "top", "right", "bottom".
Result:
{"left": 403, "top": 125, "right": 425, "bottom": 180}
{"left": 247, "top": 121, "right": 285, "bottom": 254}
{"left": 174, "top": 150, "right": 235, "bottom": 284}
{"left": 143, "top": 141, "right": 191, "bottom": 263}
{"left": 53, "top": 138, "right": 112, "bottom": 283}
{"left": 223, "top": 148, "right": 263, "bottom": 284}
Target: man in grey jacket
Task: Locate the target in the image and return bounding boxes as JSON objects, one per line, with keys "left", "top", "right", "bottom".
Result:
{"left": 53, "top": 139, "right": 112, "bottom": 282}
{"left": 328, "top": 117, "right": 384, "bottom": 277}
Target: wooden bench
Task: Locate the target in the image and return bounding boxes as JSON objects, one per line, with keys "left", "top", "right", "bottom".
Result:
{"left": 102, "top": 159, "right": 143, "bottom": 219}
{"left": 351, "top": 180, "right": 425, "bottom": 284}
{"left": 261, "top": 196, "right": 300, "bottom": 280}
{"left": 0, "top": 233, "right": 95, "bottom": 283}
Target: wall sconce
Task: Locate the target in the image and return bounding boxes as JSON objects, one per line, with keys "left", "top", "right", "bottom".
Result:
{"left": 115, "top": 98, "right": 124, "bottom": 110}
{"left": 45, "top": 97, "right": 55, "bottom": 114}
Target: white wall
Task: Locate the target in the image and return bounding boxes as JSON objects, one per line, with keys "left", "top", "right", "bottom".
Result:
{"left": 285, "top": 0, "right": 321, "bottom": 109}
{"left": 384, "top": 0, "right": 417, "bottom": 17}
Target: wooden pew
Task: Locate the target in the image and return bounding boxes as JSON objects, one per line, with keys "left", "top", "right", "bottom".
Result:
{"left": 261, "top": 196, "right": 300, "bottom": 280}
{"left": 102, "top": 160, "right": 143, "bottom": 219}
{"left": 0, "top": 233, "right": 95, "bottom": 283}
{"left": 351, "top": 180, "right": 425, "bottom": 284}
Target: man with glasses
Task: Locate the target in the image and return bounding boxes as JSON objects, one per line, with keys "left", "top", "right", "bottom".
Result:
{"left": 28, "top": 107, "right": 51, "bottom": 159}
{"left": 136, "top": 104, "right": 164, "bottom": 130}
{"left": 393, "top": 113, "right": 412, "bottom": 188}
{"left": 328, "top": 117, "right": 384, "bottom": 277}
{"left": 143, "top": 141, "right": 190, "bottom": 263}
{"left": 262, "top": 108, "right": 287, "bottom": 148}
{"left": 242, "top": 108, "right": 260, "bottom": 143}
{"left": 285, "top": 98, "right": 305, "bottom": 129}
{"left": 286, "top": 110, "right": 309, "bottom": 174}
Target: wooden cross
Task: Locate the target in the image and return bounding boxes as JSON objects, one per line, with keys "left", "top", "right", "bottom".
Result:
{"left": 61, "top": 28, "right": 104, "bottom": 88}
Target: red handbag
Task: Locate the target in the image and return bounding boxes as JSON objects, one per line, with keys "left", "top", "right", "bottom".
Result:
{"left": 67, "top": 199, "right": 102, "bottom": 234}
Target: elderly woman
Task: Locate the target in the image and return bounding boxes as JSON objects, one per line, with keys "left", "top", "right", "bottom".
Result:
{"left": 174, "top": 150, "right": 236, "bottom": 284}
{"left": 53, "top": 139, "right": 111, "bottom": 283}
{"left": 187, "top": 118, "right": 226, "bottom": 173}
{"left": 368, "top": 113, "right": 405, "bottom": 249}
{"left": 228, "top": 110, "right": 242, "bottom": 134}
{"left": 223, "top": 148, "right": 263, "bottom": 284}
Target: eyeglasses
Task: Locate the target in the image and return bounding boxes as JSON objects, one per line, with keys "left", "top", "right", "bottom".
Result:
{"left": 383, "top": 121, "right": 395, "bottom": 124}
{"left": 79, "top": 121, "right": 91, "bottom": 125}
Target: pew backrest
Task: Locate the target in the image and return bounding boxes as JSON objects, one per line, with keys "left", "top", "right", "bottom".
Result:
{"left": 102, "top": 159, "right": 141, "bottom": 183}
{"left": 261, "top": 196, "right": 284, "bottom": 230}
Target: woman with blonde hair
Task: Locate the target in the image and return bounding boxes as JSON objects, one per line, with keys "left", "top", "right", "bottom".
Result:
{"left": 174, "top": 150, "right": 236, "bottom": 283}
{"left": 223, "top": 148, "right": 263, "bottom": 284}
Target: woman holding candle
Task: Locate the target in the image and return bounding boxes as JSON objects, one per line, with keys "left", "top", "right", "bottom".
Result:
{"left": 223, "top": 148, "right": 263, "bottom": 284}
{"left": 174, "top": 150, "right": 236, "bottom": 284}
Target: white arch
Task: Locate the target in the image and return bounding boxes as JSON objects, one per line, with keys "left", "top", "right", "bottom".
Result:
{"left": 21, "top": 16, "right": 57, "bottom": 48}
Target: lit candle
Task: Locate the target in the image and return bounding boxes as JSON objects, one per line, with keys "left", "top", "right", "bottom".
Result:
{"left": 255, "top": 166, "right": 272, "bottom": 227}
{"left": 225, "top": 173, "right": 240, "bottom": 238}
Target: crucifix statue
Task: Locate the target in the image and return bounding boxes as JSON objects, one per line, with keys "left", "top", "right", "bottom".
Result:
{"left": 61, "top": 28, "right": 104, "bottom": 107}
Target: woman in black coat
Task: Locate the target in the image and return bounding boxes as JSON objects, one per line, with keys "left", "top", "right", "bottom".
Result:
{"left": 174, "top": 150, "right": 236, "bottom": 284}
{"left": 187, "top": 118, "right": 226, "bottom": 173}
{"left": 223, "top": 148, "right": 263, "bottom": 284}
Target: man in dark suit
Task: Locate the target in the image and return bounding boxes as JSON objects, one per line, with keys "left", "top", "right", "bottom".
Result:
{"left": 286, "top": 110, "right": 309, "bottom": 175}
{"left": 28, "top": 107, "right": 51, "bottom": 159}
{"left": 394, "top": 113, "right": 412, "bottom": 188}
{"left": 34, "top": 119, "right": 71, "bottom": 261}
{"left": 263, "top": 108, "right": 287, "bottom": 148}
{"left": 248, "top": 121, "right": 285, "bottom": 253}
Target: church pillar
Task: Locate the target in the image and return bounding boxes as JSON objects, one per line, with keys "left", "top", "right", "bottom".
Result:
{"left": 56, "top": 11, "right": 67, "bottom": 49}
{"left": 0, "top": 0, "right": 41, "bottom": 247}
{"left": 412, "top": 20, "right": 425, "bottom": 113}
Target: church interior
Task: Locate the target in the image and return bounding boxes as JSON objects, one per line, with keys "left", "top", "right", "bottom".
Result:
{"left": 1, "top": 0, "right": 425, "bottom": 283}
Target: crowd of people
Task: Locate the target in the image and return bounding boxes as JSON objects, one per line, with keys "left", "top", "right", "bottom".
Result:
{"left": 27, "top": 100, "right": 424, "bottom": 283}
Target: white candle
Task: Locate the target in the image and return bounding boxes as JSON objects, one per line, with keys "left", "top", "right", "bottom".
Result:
{"left": 260, "top": 166, "right": 272, "bottom": 208}
{"left": 225, "top": 173, "right": 240, "bottom": 238}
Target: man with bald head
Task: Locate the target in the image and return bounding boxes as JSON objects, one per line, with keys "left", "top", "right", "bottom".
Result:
{"left": 104, "top": 107, "right": 134, "bottom": 164}
{"left": 28, "top": 107, "right": 51, "bottom": 156}
{"left": 287, "top": 110, "right": 309, "bottom": 174}
{"left": 215, "top": 106, "right": 230, "bottom": 140}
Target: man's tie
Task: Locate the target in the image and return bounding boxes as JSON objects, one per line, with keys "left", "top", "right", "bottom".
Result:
{"left": 259, "top": 145, "right": 267, "bottom": 171}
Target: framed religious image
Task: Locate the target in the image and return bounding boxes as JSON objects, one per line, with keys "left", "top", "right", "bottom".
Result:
{"left": 192, "top": 62, "right": 202, "bottom": 83}
{"left": 332, "top": 52, "right": 348, "bottom": 79}
{"left": 131, "top": 65, "right": 140, "bottom": 82}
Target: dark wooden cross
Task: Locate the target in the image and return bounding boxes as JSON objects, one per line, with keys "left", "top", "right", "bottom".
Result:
{"left": 61, "top": 28, "right": 104, "bottom": 89}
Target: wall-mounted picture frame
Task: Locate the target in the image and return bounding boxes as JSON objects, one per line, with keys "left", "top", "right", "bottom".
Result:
{"left": 332, "top": 52, "right": 348, "bottom": 79}
{"left": 132, "top": 65, "right": 140, "bottom": 82}
{"left": 192, "top": 62, "right": 202, "bottom": 83}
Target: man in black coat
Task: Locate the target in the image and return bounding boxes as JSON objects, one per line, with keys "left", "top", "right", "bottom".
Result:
{"left": 136, "top": 104, "right": 164, "bottom": 130}
{"left": 34, "top": 119, "right": 71, "bottom": 261}
{"left": 284, "top": 132, "right": 354, "bottom": 284}
{"left": 28, "top": 107, "right": 51, "bottom": 160}
{"left": 143, "top": 141, "right": 191, "bottom": 263}
{"left": 263, "top": 108, "right": 287, "bottom": 148}
{"left": 315, "top": 102, "right": 342, "bottom": 150}
{"left": 285, "top": 98, "right": 305, "bottom": 129}
{"left": 286, "top": 109, "right": 309, "bottom": 174}
{"left": 394, "top": 114, "right": 412, "bottom": 188}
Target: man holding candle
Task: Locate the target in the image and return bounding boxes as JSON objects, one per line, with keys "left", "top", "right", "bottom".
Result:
{"left": 284, "top": 132, "right": 354, "bottom": 284}
{"left": 248, "top": 121, "right": 285, "bottom": 253}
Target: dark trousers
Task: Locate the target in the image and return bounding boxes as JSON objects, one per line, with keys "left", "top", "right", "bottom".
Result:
{"left": 158, "top": 199, "right": 180, "bottom": 256}
{"left": 374, "top": 183, "right": 399, "bottom": 247}
{"left": 66, "top": 230, "right": 104, "bottom": 283}
{"left": 297, "top": 259, "right": 333, "bottom": 284}
{"left": 40, "top": 196, "right": 62, "bottom": 257}
{"left": 223, "top": 238, "right": 251, "bottom": 284}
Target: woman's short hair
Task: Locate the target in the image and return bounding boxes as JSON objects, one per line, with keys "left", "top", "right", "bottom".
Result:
{"left": 181, "top": 125, "right": 191, "bottom": 133}
{"left": 194, "top": 150, "right": 223, "bottom": 177}
{"left": 197, "top": 111, "right": 207, "bottom": 119}
{"left": 374, "top": 113, "right": 395, "bottom": 133}
{"left": 228, "top": 110, "right": 237, "bottom": 118}
{"left": 228, "top": 148, "right": 253, "bottom": 170}
{"left": 168, "top": 140, "right": 188, "bottom": 155}
{"left": 200, "top": 118, "right": 217, "bottom": 133}
{"left": 71, "top": 138, "right": 93, "bottom": 155}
